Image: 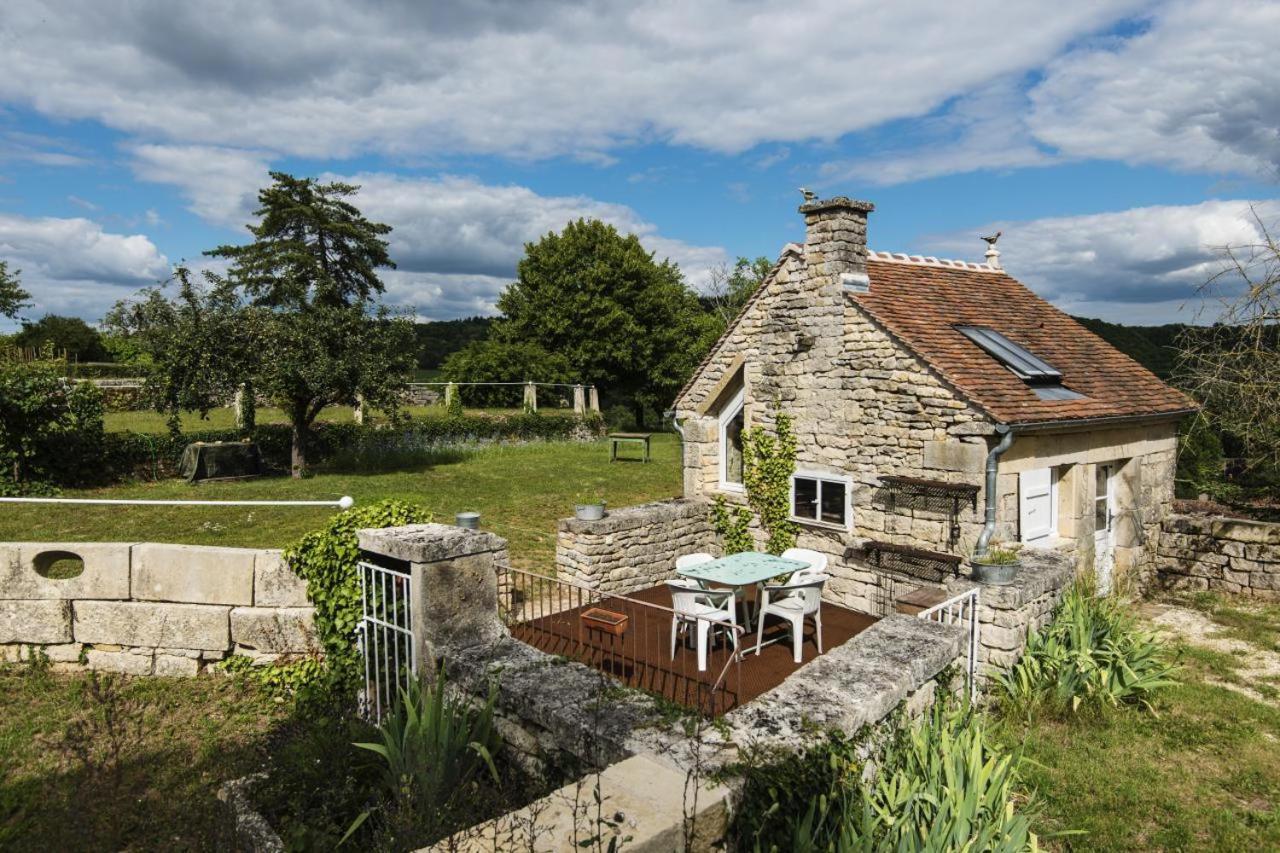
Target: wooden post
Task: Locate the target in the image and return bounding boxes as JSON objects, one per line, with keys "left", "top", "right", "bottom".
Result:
{"left": 573, "top": 384, "right": 586, "bottom": 415}
{"left": 588, "top": 386, "right": 600, "bottom": 412}
{"left": 523, "top": 382, "right": 537, "bottom": 412}
{"left": 353, "top": 393, "right": 365, "bottom": 425}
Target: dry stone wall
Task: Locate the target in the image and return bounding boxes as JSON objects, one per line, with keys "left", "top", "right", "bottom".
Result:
{"left": 1157, "top": 514, "right": 1280, "bottom": 599}
{"left": 556, "top": 499, "right": 716, "bottom": 594}
{"left": 0, "top": 542, "right": 316, "bottom": 675}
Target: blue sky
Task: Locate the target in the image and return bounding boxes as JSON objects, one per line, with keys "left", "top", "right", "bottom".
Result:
{"left": 0, "top": 0, "right": 1276, "bottom": 331}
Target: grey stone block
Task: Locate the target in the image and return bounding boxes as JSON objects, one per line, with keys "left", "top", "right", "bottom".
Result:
{"left": 0, "top": 599, "right": 72, "bottom": 644}
{"left": 86, "top": 648, "right": 154, "bottom": 675}
{"left": 154, "top": 654, "right": 201, "bottom": 677}
{"left": 0, "top": 542, "right": 133, "bottom": 600}
{"left": 358, "top": 523, "right": 506, "bottom": 564}
{"left": 230, "top": 607, "right": 316, "bottom": 653}
{"left": 74, "top": 600, "right": 230, "bottom": 650}
{"left": 132, "top": 543, "right": 256, "bottom": 605}
{"left": 253, "top": 551, "right": 310, "bottom": 607}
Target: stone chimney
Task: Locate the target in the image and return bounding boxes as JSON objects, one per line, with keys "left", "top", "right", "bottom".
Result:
{"left": 800, "top": 196, "right": 875, "bottom": 291}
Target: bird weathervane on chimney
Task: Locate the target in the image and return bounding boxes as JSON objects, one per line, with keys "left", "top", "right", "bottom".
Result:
{"left": 981, "top": 230, "right": 1002, "bottom": 269}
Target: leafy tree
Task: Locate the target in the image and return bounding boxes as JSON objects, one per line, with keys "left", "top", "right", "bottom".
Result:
{"left": 0, "top": 345, "right": 104, "bottom": 490}
{"left": 13, "top": 314, "right": 109, "bottom": 362}
{"left": 703, "top": 255, "right": 773, "bottom": 333}
{"left": 496, "top": 218, "right": 717, "bottom": 426}
{"left": 0, "top": 261, "right": 29, "bottom": 320}
{"left": 1178, "top": 210, "right": 1280, "bottom": 475}
{"left": 413, "top": 317, "right": 495, "bottom": 369}
{"left": 441, "top": 339, "right": 572, "bottom": 407}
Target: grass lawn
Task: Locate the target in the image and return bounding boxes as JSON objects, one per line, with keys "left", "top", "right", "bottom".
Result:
{"left": 104, "top": 404, "right": 540, "bottom": 434}
{"left": 0, "top": 663, "right": 286, "bottom": 850}
{"left": 0, "top": 435, "right": 683, "bottom": 568}
{"left": 997, "top": 598, "right": 1280, "bottom": 851}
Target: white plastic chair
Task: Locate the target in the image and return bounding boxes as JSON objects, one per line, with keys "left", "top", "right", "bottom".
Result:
{"left": 780, "top": 547, "right": 828, "bottom": 580}
{"left": 755, "top": 574, "right": 827, "bottom": 664}
{"left": 675, "top": 552, "right": 715, "bottom": 572}
{"left": 667, "top": 580, "right": 738, "bottom": 672}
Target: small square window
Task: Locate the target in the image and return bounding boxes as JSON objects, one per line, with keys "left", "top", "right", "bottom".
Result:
{"left": 791, "top": 474, "right": 851, "bottom": 530}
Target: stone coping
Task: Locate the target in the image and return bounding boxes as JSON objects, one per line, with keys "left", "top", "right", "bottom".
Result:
{"left": 358, "top": 523, "right": 507, "bottom": 564}
{"left": 557, "top": 497, "right": 709, "bottom": 535}
{"left": 947, "top": 547, "right": 1076, "bottom": 608}
{"left": 1164, "top": 513, "right": 1280, "bottom": 544}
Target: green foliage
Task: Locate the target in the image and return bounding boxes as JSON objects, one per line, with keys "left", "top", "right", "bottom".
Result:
{"left": 445, "top": 385, "right": 464, "bottom": 417}
{"left": 739, "top": 704, "right": 1041, "bottom": 853}
{"left": 995, "top": 583, "right": 1180, "bottom": 716}
{"left": 0, "top": 260, "right": 29, "bottom": 320}
{"left": 711, "top": 494, "right": 754, "bottom": 554}
{"left": 349, "top": 673, "right": 502, "bottom": 845}
{"left": 495, "top": 218, "right": 718, "bottom": 426}
{"left": 0, "top": 347, "right": 104, "bottom": 490}
{"left": 1176, "top": 414, "right": 1226, "bottom": 498}
{"left": 284, "top": 500, "right": 430, "bottom": 698}
{"left": 742, "top": 409, "right": 798, "bottom": 555}
{"left": 12, "top": 315, "right": 108, "bottom": 362}
{"left": 704, "top": 255, "right": 774, "bottom": 333}
{"left": 413, "top": 316, "right": 495, "bottom": 369}
{"left": 975, "top": 545, "right": 1021, "bottom": 566}
{"left": 441, "top": 339, "right": 573, "bottom": 407}
{"left": 218, "top": 654, "right": 326, "bottom": 698}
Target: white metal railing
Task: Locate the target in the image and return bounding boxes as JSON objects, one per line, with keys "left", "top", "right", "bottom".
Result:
{"left": 917, "top": 587, "right": 981, "bottom": 700}
{"left": 358, "top": 560, "right": 417, "bottom": 721}
{"left": 0, "top": 495, "right": 354, "bottom": 508}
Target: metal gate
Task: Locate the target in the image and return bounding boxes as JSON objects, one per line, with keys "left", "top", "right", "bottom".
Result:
{"left": 357, "top": 560, "right": 417, "bottom": 720}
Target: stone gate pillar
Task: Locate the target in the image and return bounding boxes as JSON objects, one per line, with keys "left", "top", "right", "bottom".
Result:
{"left": 523, "top": 382, "right": 537, "bottom": 411}
{"left": 572, "top": 384, "right": 586, "bottom": 415}
{"left": 588, "top": 386, "right": 600, "bottom": 412}
{"left": 356, "top": 524, "right": 508, "bottom": 672}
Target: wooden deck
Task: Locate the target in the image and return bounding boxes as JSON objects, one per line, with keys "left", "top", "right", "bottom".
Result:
{"left": 508, "top": 583, "right": 877, "bottom": 715}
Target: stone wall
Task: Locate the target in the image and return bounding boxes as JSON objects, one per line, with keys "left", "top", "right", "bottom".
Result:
{"left": 556, "top": 499, "right": 715, "bottom": 594}
{"left": 1156, "top": 514, "right": 1280, "bottom": 599}
{"left": 0, "top": 542, "right": 315, "bottom": 675}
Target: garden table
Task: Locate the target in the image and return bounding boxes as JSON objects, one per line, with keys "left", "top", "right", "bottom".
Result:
{"left": 676, "top": 551, "right": 808, "bottom": 637}
{"left": 608, "top": 432, "right": 652, "bottom": 462}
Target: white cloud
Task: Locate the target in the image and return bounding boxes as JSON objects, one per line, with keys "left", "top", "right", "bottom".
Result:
{"left": 919, "top": 199, "right": 1279, "bottom": 323}
{"left": 129, "top": 144, "right": 270, "bottom": 228}
{"left": 0, "top": 213, "right": 170, "bottom": 325}
{"left": 0, "top": 1, "right": 1138, "bottom": 160}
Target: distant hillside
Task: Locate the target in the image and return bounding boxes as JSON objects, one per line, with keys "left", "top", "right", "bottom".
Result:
{"left": 413, "top": 316, "right": 495, "bottom": 368}
{"left": 1071, "top": 316, "right": 1188, "bottom": 380}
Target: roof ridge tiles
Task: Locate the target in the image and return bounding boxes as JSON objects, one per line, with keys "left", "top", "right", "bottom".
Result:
{"left": 866, "top": 249, "right": 999, "bottom": 273}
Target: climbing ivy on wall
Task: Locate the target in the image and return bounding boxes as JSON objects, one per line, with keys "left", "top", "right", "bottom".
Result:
{"left": 284, "top": 499, "right": 430, "bottom": 699}
{"left": 709, "top": 405, "right": 799, "bottom": 556}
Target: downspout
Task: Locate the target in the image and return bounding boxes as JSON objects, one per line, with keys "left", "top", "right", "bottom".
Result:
{"left": 663, "top": 409, "right": 686, "bottom": 440}
{"left": 975, "top": 424, "right": 1015, "bottom": 557}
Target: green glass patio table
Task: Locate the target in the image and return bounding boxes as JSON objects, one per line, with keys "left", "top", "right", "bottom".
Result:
{"left": 676, "top": 552, "right": 808, "bottom": 632}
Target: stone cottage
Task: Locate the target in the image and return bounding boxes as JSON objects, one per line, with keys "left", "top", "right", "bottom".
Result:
{"left": 670, "top": 196, "right": 1196, "bottom": 612}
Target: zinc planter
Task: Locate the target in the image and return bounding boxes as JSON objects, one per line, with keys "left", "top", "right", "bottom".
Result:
{"left": 970, "top": 558, "right": 1021, "bottom": 586}
{"left": 574, "top": 502, "right": 606, "bottom": 521}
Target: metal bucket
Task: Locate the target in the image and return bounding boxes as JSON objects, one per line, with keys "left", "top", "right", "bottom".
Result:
{"left": 455, "top": 511, "right": 481, "bottom": 529}
{"left": 970, "top": 559, "right": 1020, "bottom": 586}
{"left": 574, "top": 503, "right": 606, "bottom": 521}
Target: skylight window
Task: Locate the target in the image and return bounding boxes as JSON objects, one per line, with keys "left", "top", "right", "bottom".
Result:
{"left": 955, "top": 325, "right": 1085, "bottom": 400}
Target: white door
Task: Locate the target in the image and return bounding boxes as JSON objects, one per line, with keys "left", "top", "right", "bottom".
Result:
{"left": 1019, "top": 468, "right": 1055, "bottom": 543}
{"left": 1094, "top": 464, "right": 1115, "bottom": 594}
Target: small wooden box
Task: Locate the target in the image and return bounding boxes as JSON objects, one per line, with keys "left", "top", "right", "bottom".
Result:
{"left": 894, "top": 587, "right": 950, "bottom": 616}
{"left": 580, "top": 607, "right": 629, "bottom": 637}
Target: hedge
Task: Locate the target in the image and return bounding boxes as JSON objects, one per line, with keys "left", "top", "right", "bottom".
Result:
{"left": 100, "top": 411, "right": 605, "bottom": 482}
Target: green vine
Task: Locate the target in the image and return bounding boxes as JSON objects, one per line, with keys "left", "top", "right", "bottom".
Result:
{"left": 742, "top": 408, "right": 798, "bottom": 555}
{"left": 711, "top": 495, "right": 754, "bottom": 554}
{"left": 283, "top": 499, "right": 430, "bottom": 700}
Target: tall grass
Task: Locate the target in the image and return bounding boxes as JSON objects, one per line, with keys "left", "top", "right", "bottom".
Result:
{"left": 995, "top": 583, "right": 1179, "bottom": 717}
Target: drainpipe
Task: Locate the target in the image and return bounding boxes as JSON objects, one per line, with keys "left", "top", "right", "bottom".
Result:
{"left": 975, "top": 424, "right": 1015, "bottom": 557}
{"left": 663, "top": 409, "right": 686, "bottom": 440}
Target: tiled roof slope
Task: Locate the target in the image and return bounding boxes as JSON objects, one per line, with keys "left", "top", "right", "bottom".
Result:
{"left": 852, "top": 258, "right": 1197, "bottom": 425}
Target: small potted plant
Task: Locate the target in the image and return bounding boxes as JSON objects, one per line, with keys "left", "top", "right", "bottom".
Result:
{"left": 574, "top": 491, "right": 607, "bottom": 521}
{"left": 970, "top": 543, "right": 1021, "bottom": 586}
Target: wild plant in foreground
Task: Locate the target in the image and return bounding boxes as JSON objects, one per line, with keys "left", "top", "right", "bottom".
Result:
{"left": 995, "top": 583, "right": 1179, "bottom": 716}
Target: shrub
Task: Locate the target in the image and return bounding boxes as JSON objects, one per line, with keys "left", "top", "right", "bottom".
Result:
{"left": 995, "top": 583, "right": 1179, "bottom": 716}
{"left": 0, "top": 349, "right": 105, "bottom": 491}
{"left": 283, "top": 500, "right": 430, "bottom": 700}
{"left": 738, "top": 703, "right": 1040, "bottom": 853}
{"left": 347, "top": 673, "right": 502, "bottom": 847}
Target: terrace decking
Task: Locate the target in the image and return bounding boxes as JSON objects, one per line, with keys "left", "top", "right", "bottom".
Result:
{"left": 505, "top": 582, "right": 877, "bottom": 715}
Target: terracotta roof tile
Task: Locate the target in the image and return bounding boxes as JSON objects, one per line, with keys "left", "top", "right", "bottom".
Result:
{"left": 853, "top": 258, "right": 1197, "bottom": 425}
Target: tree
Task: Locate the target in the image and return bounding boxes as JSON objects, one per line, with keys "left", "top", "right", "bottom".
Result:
{"left": 0, "top": 261, "right": 30, "bottom": 320}
{"left": 14, "top": 315, "right": 109, "bottom": 362}
{"left": 1177, "top": 209, "right": 1280, "bottom": 475}
{"left": 495, "top": 219, "right": 718, "bottom": 426}
{"left": 0, "top": 345, "right": 104, "bottom": 490}
{"left": 703, "top": 255, "right": 773, "bottom": 332}
{"left": 110, "top": 173, "right": 413, "bottom": 476}
{"left": 441, "top": 339, "right": 573, "bottom": 407}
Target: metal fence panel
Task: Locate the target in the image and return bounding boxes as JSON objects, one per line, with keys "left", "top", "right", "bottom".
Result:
{"left": 358, "top": 560, "right": 417, "bottom": 721}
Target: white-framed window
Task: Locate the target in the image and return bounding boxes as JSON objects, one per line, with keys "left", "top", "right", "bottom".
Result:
{"left": 1019, "top": 467, "right": 1058, "bottom": 543}
{"left": 718, "top": 385, "right": 746, "bottom": 492}
{"left": 790, "top": 471, "right": 852, "bottom": 531}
